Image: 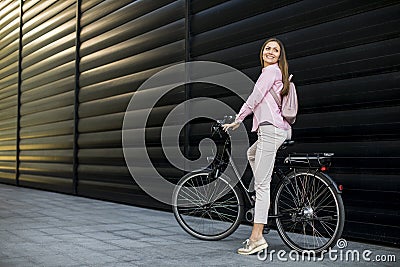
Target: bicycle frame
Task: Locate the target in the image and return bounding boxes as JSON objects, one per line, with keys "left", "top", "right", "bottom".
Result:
{"left": 210, "top": 124, "right": 288, "bottom": 219}
{"left": 225, "top": 148, "right": 289, "bottom": 219}
{"left": 209, "top": 119, "right": 341, "bottom": 222}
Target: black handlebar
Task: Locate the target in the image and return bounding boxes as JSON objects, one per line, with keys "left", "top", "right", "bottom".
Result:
{"left": 215, "top": 115, "right": 235, "bottom": 126}
{"left": 212, "top": 116, "right": 235, "bottom": 138}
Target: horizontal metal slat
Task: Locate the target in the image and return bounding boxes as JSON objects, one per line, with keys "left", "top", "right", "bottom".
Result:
{"left": 191, "top": 0, "right": 398, "bottom": 57}
{"left": 81, "top": 8, "right": 184, "bottom": 57}
{"left": 20, "top": 135, "right": 73, "bottom": 150}
{"left": 20, "top": 106, "right": 73, "bottom": 127}
{"left": 22, "top": 0, "right": 74, "bottom": 34}
{"left": 79, "top": 148, "right": 123, "bottom": 164}
{"left": 79, "top": 165, "right": 182, "bottom": 181}
{"left": 0, "top": 117, "right": 16, "bottom": 131}
{"left": 22, "top": 32, "right": 76, "bottom": 69}
{"left": 297, "top": 106, "right": 400, "bottom": 128}
{"left": 19, "top": 174, "right": 73, "bottom": 193}
{"left": 0, "top": 95, "right": 16, "bottom": 110}
{"left": 21, "top": 91, "right": 74, "bottom": 116}
{"left": 0, "top": 61, "right": 19, "bottom": 81}
{"left": 0, "top": 37, "right": 19, "bottom": 59}
{"left": 79, "top": 66, "right": 164, "bottom": 103}
{"left": 78, "top": 113, "right": 124, "bottom": 133}
{"left": 293, "top": 123, "right": 400, "bottom": 142}
{"left": 80, "top": 20, "right": 185, "bottom": 72}
{"left": 0, "top": 50, "right": 18, "bottom": 70}
{"left": 22, "top": 0, "right": 57, "bottom": 21}
{"left": 0, "top": 1, "right": 19, "bottom": 36}
{"left": 0, "top": 171, "right": 15, "bottom": 180}
{"left": 191, "top": 0, "right": 299, "bottom": 35}
{"left": 0, "top": 13, "right": 19, "bottom": 42}
{"left": 123, "top": 105, "right": 177, "bottom": 129}
{"left": 21, "top": 76, "right": 74, "bottom": 99}
{"left": 80, "top": 41, "right": 185, "bottom": 87}
{"left": 20, "top": 120, "right": 73, "bottom": 139}
{"left": 0, "top": 140, "right": 17, "bottom": 151}
{"left": 342, "top": 191, "right": 399, "bottom": 212}
{"left": 22, "top": 20, "right": 75, "bottom": 56}
{"left": 0, "top": 128, "right": 16, "bottom": 142}
{"left": 79, "top": 92, "right": 132, "bottom": 118}
{"left": 22, "top": 4, "right": 75, "bottom": 46}
{"left": 0, "top": 74, "right": 18, "bottom": 93}
{"left": 78, "top": 164, "right": 129, "bottom": 177}
{"left": 284, "top": 140, "right": 400, "bottom": 158}
{"left": 284, "top": 6, "right": 400, "bottom": 59}
{"left": 80, "top": 0, "right": 179, "bottom": 42}
{"left": 0, "top": 0, "right": 17, "bottom": 16}
{"left": 190, "top": 0, "right": 227, "bottom": 14}
{"left": 0, "top": 161, "right": 16, "bottom": 171}
{"left": 78, "top": 130, "right": 122, "bottom": 148}
{"left": 332, "top": 173, "right": 399, "bottom": 192}
{"left": 21, "top": 61, "right": 75, "bottom": 90}
{"left": 81, "top": 0, "right": 103, "bottom": 13}
{"left": 0, "top": 152, "right": 16, "bottom": 162}
{"left": 195, "top": 5, "right": 400, "bottom": 71}
{"left": 0, "top": 84, "right": 17, "bottom": 101}
{"left": 22, "top": 48, "right": 75, "bottom": 80}
{"left": 345, "top": 224, "right": 399, "bottom": 246}
{"left": 80, "top": 0, "right": 134, "bottom": 27}
{"left": 22, "top": 7, "right": 75, "bottom": 47}
{"left": 21, "top": 0, "right": 40, "bottom": 13}
{"left": 299, "top": 72, "right": 400, "bottom": 111}
{"left": 20, "top": 149, "right": 73, "bottom": 163}
{"left": 0, "top": 105, "right": 17, "bottom": 120}
{"left": 291, "top": 37, "right": 400, "bottom": 82}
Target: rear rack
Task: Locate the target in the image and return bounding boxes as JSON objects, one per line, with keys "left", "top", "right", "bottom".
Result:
{"left": 284, "top": 153, "right": 334, "bottom": 168}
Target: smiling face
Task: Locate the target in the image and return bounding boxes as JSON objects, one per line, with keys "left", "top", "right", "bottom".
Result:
{"left": 262, "top": 41, "right": 281, "bottom": 67}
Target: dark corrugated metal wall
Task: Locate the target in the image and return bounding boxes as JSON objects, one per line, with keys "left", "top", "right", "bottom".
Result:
{"left": 0, "top": 0, "right": 19, "bottom": 185}
{"left": 77, "top": 0, "right": 185, "bottom": 206}
{"left": 0, "top": 0, "right": 399, "bottom": 244}
{"left": 19, "top": 0, "right": 76, "bottom": 192}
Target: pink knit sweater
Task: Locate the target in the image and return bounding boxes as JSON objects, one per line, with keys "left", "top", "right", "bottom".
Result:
{"left": 236, "top": 63, "right": 291, "bottom": 132}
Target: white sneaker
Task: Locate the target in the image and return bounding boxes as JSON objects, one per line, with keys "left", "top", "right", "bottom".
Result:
{"left": 237, "top": 237, "right": 268, "bottom": 255}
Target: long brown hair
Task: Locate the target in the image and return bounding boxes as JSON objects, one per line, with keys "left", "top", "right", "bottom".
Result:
{"left": 259, "top": 38, "right": 289, "bottom": 96}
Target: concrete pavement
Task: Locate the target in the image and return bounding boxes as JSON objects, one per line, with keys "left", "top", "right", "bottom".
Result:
{"left": 0, "top": 184, "right": 398, "bottom": 267}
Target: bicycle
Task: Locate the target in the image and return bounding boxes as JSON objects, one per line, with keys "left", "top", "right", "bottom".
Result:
{"left": 172, "top": 116, "right": 345, "bottom": 253}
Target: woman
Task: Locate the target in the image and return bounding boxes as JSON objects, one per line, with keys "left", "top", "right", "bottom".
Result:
{"left": 223, "top": 38, "right": 292, "bottom": 255}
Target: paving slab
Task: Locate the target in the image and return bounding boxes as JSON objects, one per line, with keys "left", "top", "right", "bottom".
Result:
{"left": 0, "top": 184, "right": 398, "bottom": 266}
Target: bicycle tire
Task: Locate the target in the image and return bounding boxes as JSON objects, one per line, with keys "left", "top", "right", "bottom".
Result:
{"left": 274, "top": 171, "right": 345, "bottom": 253}
{"left": 172, "top": 171, "right": 244, "bottom": 241}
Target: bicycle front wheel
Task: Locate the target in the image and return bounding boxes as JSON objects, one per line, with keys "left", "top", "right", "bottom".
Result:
{"left": 172, "top": 171, "right": 244, "bottom": 241}
{"left": 274, "top": 171, "right": 345, "bottom": 253}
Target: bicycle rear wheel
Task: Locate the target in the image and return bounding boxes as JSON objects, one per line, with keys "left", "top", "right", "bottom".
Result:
{"left": 274, "top": 171, "right": 345, "bottom": 253}
{"left": 172, "top": 171, "right": 244, "bottom": 240}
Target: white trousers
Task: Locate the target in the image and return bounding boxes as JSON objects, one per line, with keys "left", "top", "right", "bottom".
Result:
{"left": 247, "top": 125, "right": 290, "bottom": 224}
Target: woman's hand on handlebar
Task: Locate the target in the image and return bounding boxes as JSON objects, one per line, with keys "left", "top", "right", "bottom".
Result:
{"left": 222, "top": 122, "right": 240, "bottom": 132}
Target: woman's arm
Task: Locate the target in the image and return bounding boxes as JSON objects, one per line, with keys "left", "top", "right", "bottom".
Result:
{"left": 235, "top": 66, "right": 276, "bottom": 123}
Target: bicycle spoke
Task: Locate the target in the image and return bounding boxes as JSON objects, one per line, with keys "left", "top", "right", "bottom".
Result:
{"left": 211, "top": 207, "right": 237, "bottom": 222}
{"left": 275, "top": 172, "right": 344, "bottom": 252}
{"left": 173, "top": 173, "right": 242, "bottom": 238}
{"left": 285, "top": 181, "right": 302, "bottom": 209}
